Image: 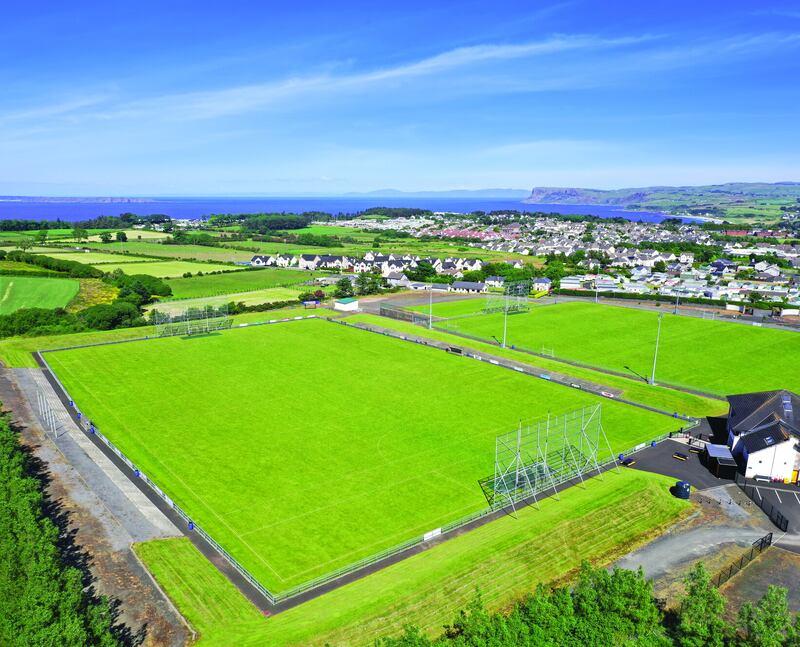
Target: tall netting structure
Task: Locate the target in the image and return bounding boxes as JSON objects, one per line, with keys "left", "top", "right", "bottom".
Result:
{"left": 485, "top": 405, "right": 617, "bottom": 513}
{"left": 483, "top": 279, "right": 532, "bottom": 315}
{"left": 152, "top": 304, "right": 232, "bottom": 337}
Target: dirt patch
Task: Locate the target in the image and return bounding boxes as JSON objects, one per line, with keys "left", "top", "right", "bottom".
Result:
{"left": 0, "top": 368, "right": 189, "bottom": 647}
{"left": 720, "top": 547, "right": 800, "bottom": 617}
{"left": 615, "top": 486, "right": 775, "bottom": 608}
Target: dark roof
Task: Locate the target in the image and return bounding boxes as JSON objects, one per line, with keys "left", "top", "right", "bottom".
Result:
{"left": 486, "top": 275, "right": 505, "bottom": 282}
{"left": 452, "top": 281, "right": 485, "bottom": 290}
{"left": 740, "top": 422, "right": 791, "bottom": 454}
{"left": 300, "top": 254, "right": 319, "bottom": 261}
{"left": 727, "top": 390, "right": 799, "bottom": 435}
{"left": 534, "top": 277, "right": 552, "bottom": 284}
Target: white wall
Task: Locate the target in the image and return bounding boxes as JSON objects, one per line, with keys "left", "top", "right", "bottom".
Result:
{"left": 745, "top": 441, "right": 797, "bottom": 481}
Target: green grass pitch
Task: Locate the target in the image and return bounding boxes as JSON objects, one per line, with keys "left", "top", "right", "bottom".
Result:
{"left": 135, "top": 470, "right": 689, "bottom": 646}
{"left": 0, "top": 276, "right": 79, "bottom": 314}
{"left": 434, "top": 300, "right": 800, "bottom": 395}
{"left": 47, "top": 318, "right": 682, "bottom": 594}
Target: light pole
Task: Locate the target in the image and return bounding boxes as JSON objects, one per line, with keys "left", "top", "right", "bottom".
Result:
{"left": 651, "top": 313, "right": 663, "bottom": 385}
{"left": 428, "top": 284, "right": 433, "bottom": 330}
{"left": 502, "top": 298, "right": 509, "bottom": 348}
{"left": 673, "top": 294, "right": 679, "bottom": 315}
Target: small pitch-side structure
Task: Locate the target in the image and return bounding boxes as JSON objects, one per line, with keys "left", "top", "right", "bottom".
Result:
{"left": 727, "top": 390, "right": 800, "bottom": 483}
{"left": 334, "top": 297, "right": 359, "bottom": 312}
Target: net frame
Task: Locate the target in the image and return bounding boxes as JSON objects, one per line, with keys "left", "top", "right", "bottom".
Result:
{"left": 488, "top": 404, "right": 617, "bottom": 513}
{"left": 152, "top": 304, "right": 232, "bottom": 337}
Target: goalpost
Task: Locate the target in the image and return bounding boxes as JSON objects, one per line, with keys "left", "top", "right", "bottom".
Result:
{"left": 152, "top": 304, "right": 232, "bottom": 337}
{"left": 485, "top": 404, "right": 617, "bottom": 513}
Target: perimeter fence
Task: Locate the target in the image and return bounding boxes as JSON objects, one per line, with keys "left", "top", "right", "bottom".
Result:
{"left": 33, "top": 315, "right": 697, "bottom": 609}
{"left": 712, "top": 532, "right": 773, "bottom": 587}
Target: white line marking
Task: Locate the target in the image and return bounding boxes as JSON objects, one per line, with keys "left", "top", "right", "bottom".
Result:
{"left": 755, "top": 486, "right": 762, "bottom": 501}
{"left": 775, "top": 490, "right": 782, "bottom": 504}
{"left": 794, "top": 492, "right": 800, "bottom": 505}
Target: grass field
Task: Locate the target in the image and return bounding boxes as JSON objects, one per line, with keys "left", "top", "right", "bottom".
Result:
{"left": 166, "top": 268, "right": 318, "bottom": 299}
{"left": 85, "top": 241, "right": 256, "bottom": 263}
{"left": 135, "top": 469, "right": 691, "bottom": 646}
{"left": 47, "top": 319, "right": 681, "bottom": 594}
{"left": 434, "top": 301, "right": 800, "bottom": 395}
{"left": 39, "top": 251, "right": 158, "bottom": 264}
{"left": 90, "top": 260, "right": 246, "bottom": 278}
{"left": 0, "top": 276, "right": 79, "bottom": 314}
{"left": 148, "top": 288, "right": 304, "bottom": 315}
{"left": 0, "top": 260, "right": 53, "bottom": 273}
{"left": 344, "top": 312, "right": 724, "bottom": 418}
{"left": 0, "top": 306, "right": 324, "bottom": 368}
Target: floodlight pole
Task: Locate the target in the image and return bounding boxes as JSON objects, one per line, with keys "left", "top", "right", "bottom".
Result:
{"left": 650, "top": 313, "right": 663, "bottom": 385}
{"left": 502, "top": 301, "right": 509, "bottom": 349}
{"left": 428, "top": 284, "right": 433, "bottom": 330}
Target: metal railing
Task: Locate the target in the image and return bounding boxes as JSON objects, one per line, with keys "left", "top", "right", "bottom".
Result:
{"left": 734, "top": 473, "right": 790, "bottom": 532}
{"left": 712, "top": 532, "right": 773, "bottom": 587}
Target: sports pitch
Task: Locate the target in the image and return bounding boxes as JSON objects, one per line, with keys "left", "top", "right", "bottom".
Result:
{"left": 433, "top": 300, "right": 800, "bottom": 396}
{"left": 46, "top": 318, "right": 682, "bottom": 593}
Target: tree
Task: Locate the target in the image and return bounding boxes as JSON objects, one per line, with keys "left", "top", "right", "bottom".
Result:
{"left": 654, "top": 260, "right": 667, "bottom": 273}
{"left": 737, "top": 585, "right": 792, "bottom": 647}
{"left": 673, "top": 563, "right": 728, "bottom": 647}
{"left": 99, "top": 232, "right": 113, "bottom": 243}
{"left": 115, "top": 231, "right": 128, "bottom": 242}
{"left": 72, "top": 226, "right": 89, "bottom": 243}
{"left": 355, "top": 272, "right": 371, "bottom": 295}
{"left": 16, "top": 237, "right": 34, "bottom": 252}
{"left": 35, "top": 229, "right": 48, "bottom": 245}
{"left": 333, "top": 277, "right": 354, "bottom": 298}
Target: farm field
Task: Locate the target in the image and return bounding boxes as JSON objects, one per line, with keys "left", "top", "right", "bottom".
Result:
{"left": 0, "top": 276, "right": 79, "bottom": 314}
{"left": 166, "top": 268, "right": 318, "bottom": 299}
{"left": 278, "top": 225, "right": 377, "bottom": 240}
{"left": 86, "top": 229, "right": 168, "bottom": 242}
{"left": 435, "top": 301, "right": 800, "bottom": 395}
{"left": 46, "top": 319, "right": 681, "bottom": 594}
{"left": 85, "top": 241, "right": 256, "bottom": 263}
{"left": 0, "top": 260, "right": 53, "bottom": 273}
{"left": 36, "top": 251, "right": 157, "bottom": 264}
{"left": 90, "top": 260, "right": 246, "bottom": 278}
{"left": 149, "top": 288, "right": 304, "bottom": 315}
{"left": 135, "top": 469, "right": 690, "bottom": 646}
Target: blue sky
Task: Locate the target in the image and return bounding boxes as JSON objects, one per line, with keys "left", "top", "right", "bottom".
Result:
{"left": 1, "top": 0, "right": 799, "bottom": 196}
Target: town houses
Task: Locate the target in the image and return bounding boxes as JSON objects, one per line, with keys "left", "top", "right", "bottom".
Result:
{"left": 249, "top": 252, "right": 486, "bottom": 279}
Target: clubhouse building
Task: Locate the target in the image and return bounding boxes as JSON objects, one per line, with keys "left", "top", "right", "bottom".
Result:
{"left": 727, "top": 390, "right": 800, "bottom": 483}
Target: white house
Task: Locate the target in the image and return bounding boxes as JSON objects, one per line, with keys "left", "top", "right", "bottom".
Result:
{"left": 299, "top": 254, "right": 321, "bottom": 270}
{"left": 485, "top": 275, "right": 505, "bottom": 289}
{"left": 533, "top": 277, "right": 552, "bottom": 293}
{"left": 250, "top": 255, "right": 269, "bottom": 266}
{"left": 727, "top": 390, "right": 800, "bottom": 483}
{"left": 275, "top": 255, "right": 296, "bottom": 267}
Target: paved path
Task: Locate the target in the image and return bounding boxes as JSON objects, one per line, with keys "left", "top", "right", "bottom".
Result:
{"left": 14, "top": 368, "right": 179, "bottom": 542}
{"left": 1, "top": 368, "right": 190, "bottom": 646}
{"left": 616, "top": 525, "right": 767, "bottom": 579}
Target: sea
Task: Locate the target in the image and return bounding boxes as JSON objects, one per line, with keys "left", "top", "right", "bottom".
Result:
{"left": 0, "top": 196, "right": 682, "bottom": 223}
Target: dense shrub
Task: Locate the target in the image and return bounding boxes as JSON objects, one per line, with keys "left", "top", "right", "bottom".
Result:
{"left": 0, "top": 412, "right": 122, "bottom": 645}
